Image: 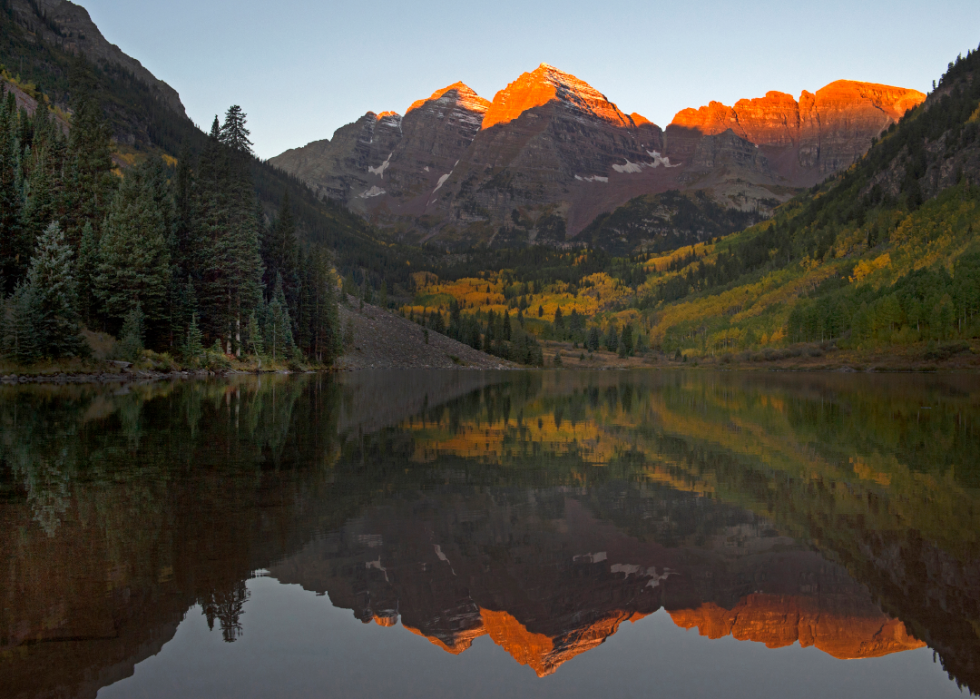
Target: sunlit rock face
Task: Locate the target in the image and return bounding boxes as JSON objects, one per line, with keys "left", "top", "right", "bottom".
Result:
{"left": 431, "top": 64, "right": 667, "bottom": 241}
{"left": 269, "top": 486, "right": 923, "bottom": 677}
{"left": 669, "top": 595, "right": 925, "bottom": 660}
{"left": 667, "top": 81, "right": 926, "bottom": 178}
{"left": 272, "top": 68, "right": 923, "bottom": 247}
{"left": 480, "top": 64, "right": 634, "bottom": 130}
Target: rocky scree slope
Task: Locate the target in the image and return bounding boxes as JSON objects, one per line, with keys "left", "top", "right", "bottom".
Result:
{"left": 337, "top": 297, "right": 513, "bottom": 370}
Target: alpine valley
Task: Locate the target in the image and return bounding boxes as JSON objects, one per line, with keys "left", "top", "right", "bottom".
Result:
{"left": 0, "top": 0, "right": 980, "bottom": 373}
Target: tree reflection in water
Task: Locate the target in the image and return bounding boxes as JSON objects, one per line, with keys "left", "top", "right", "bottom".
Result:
{"left": 1, "top": 370, "right": 978, "bottom": 697}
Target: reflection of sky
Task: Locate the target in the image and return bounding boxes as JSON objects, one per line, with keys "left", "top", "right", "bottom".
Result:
{"left": 73, "top": 0, "right": 980, "bottom": 160}
{"left": 99, "top": 576, "right": 959, "bottom": 699}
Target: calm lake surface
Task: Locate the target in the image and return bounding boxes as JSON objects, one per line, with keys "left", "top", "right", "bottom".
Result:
{"left": 2, "top": 370, "right": 979, "bottom": 698}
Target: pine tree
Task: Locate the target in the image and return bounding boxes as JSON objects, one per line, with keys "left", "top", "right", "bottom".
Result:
{"left": 619, "top": 324, "right": 634, "bottom": 358}
{"left": 185, "top": 312, "right": 205, "bottom": 364}
{"left": 265, "top": 273, "right": 295, "bottom": 362}
{"left": 76, "top": 221, "right": 99, "bottom": 325}
{"left": 2, "top": 283, "right": 40, "bottom": 363}
{"left": 244, "top": 310, "right": 264, "bottom": 359}
{"left": 118, "top": 302, "right": 145, "bottom": 362}
{"left": 22, "top": 141, "right": 56, "bottom": 242}
{"left": 27, "top": 222, "right": 85, "bottom": 357}
{"left": 95, "top": 162, "right": 171, "bottom": 342}
{"left": 0, "top": 87, "right": 25, "bottom": 293}
{"left": 197, "top": 110, "right": 262, "bottom": 355}
{"left": 66, "top": 80, "right": 115, "bottom": 245}
{"left": 262, "top": 190, "right": 297, "bottom": 297}
{"left": 219, "top": 106, "right": 254, "bottom": 155}
{"left": 586, "top": 327, "right": 600, "bottom": 352}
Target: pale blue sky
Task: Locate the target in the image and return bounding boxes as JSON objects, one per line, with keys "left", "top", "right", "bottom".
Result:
{"left": 79, "top": 0, "right": 980, "bottom": 160}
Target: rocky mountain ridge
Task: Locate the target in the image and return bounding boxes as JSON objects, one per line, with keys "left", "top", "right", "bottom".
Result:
{"left": 5, "top": 0, "right": 187, "bottom": 116}
{"left": 271, "top": 67, "right": 925, "bottom": 248}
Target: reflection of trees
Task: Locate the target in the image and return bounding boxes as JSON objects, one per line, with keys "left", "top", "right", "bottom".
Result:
{"left": 391, "top": 371, "right": 980, "bottom": 693}
{"left": 0, "top": 374, "right": 349, "bottom": 699}
{"left": 201, "top": 581, "right": 251, "bottom": 643}
{"left": 3, "top": 371, "right": 980, "bottom": 696}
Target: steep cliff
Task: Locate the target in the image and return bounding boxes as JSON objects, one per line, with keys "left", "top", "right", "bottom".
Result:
{"left": 268, "top": 82, "right": 492, "bottom": 222}
{"left": 6, "top": 0, "right": 187, "bottom": 116}
{"left": 667, "top": 81, "right": 927, "bottom": 182}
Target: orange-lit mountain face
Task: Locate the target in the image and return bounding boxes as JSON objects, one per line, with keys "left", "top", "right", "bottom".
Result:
{"left": 269, "top": 487, "right": 922, "bottom": 678}
{"left": 670, "top": 596, "right": 925, "bottom": 660}
{"left": 270, "top": 69, "right": 924, "bottom": 248}
{"left": 666, "top": 80, "right": 926, "bottom": 179}
{"left": 481, "top": 64, "right": 634, "bottom": 130}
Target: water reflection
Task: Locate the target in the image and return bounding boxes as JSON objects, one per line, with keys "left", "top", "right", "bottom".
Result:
{"left": 0, "top": 371, "right": 978, "bottom": 697}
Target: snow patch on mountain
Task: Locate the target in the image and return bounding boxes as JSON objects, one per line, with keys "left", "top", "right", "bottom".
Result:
{"left": 612, "top": 160, "right": 644, "bottom": 174}
{"left": 359, "top": 186, "right": 386, "bottom": 198}
{"left": 368, "top": 153, "right": 393, "bottom": 178}
{"left": 646, "top": 150, "right": 680, "bottom": 168}
{"left": 433, "top": 160, "right": 460, "bottom": 192}
{"left": 575, "top": 175, "right": 608, "bottom": 183}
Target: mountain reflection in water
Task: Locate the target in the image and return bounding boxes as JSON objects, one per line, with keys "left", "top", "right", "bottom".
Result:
{"left": 0, "top": 370, "right": 978, "bottom": 698}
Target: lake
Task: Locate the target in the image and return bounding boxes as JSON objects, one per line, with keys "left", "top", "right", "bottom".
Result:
{"left": 1, "top": 370, "right": 978, "bottom": 698}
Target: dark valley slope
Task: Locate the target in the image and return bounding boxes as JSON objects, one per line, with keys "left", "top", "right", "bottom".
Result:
{"left": 0, "top": 0, "right": 423, "bottom": 288}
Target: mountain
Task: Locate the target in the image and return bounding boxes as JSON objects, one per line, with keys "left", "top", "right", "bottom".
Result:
{"left": 273, "top": 66, "right": 924, "bottom": 249}
{"left": 665, "top": 80, "right": 927, "bottom": 185}
{"left": 0, "top": 0, "right": 429, "bottom": 291}
{"left": 639, "top": 46, "right": 980, "bottom": 361}
{"left": 5, "top": 0, "right": 186, "bottom": 116}
{"left": 271, "top": 82, "right": 492, "bottom": 228}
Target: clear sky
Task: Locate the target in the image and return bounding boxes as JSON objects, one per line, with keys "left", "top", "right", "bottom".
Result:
{"left": 77, "top": 0, "right": 980, "bottom": 160}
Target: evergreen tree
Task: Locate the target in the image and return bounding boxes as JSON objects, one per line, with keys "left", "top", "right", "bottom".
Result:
{"left": 262, "top": 190, "right": 298, "bottom": 298}
{"left": 0, "top": 87, "right": 25, "bottom": 292}
{"left": 95, "top": 161, "right": 171, "bottom": 342}
{"left": 2, "top": 283, "right": 39, "bottom": 363}
{"left": 66, "top": 80, "right": 115, "bottom": 245}
{"left": 27, "top": 222, "right": 85, "bottom": 357}
{"left": 219, "top": 105, "right": 254, "bottom": 155}
{"left": 197, "top": 109, "right": 263, "bottom": 355}
{"left": 76, "top": 221, "right": 99, "bottom": 325}
{"left": 244, "top": 310, "right": 264, "bottom": 359}
{"left": 185, "top": 312, "right": 205, "bottom": 363}
{"left": 618, "top": 324, "right": 634, "bottom": 358}
{"left": 265, "top": 273, "right": 296, "bottom": 362}
{"left": 605, "top": 322, "right": 619, "bottom": 352}
{"left": 586, "top": 326, "right": 600, "bottom": 352}
{"left": 117, "top": 302, "right": 145, "bottom": 362}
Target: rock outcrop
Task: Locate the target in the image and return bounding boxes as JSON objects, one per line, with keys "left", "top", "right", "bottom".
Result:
{"left": 273, "top": 68, "right": 923, "bottom": 248}
{"left": 269, "top": 83, "right": 491, "bottom": 222}
{"left": 667, "top": 81, "right": 927, "bottom": 180}
{"left": 7, "top": 0, "right": 187, "bottom": 117}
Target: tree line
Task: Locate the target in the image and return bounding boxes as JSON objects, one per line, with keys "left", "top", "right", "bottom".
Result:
{"left": 0, "top": 80, "right": 340, "bottom": 366}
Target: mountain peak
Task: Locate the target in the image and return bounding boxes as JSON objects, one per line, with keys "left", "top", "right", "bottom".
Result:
{"left": 406, "top": 82, "right": 490, "bottom": 115}
{"left": 482, "top": 64, "right": 631, "bottom": 130}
